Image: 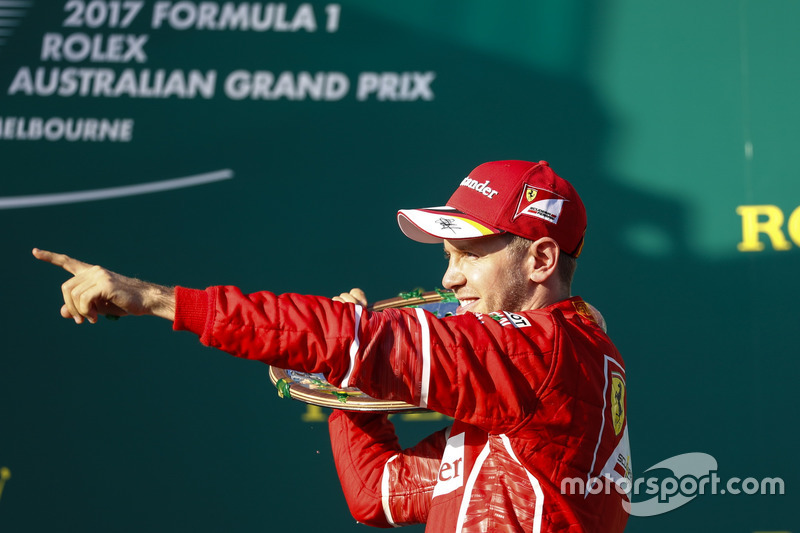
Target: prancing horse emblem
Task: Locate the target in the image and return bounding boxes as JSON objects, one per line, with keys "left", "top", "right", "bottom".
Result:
{"left": 611, "top": 373, "right": 625, "bottom": 435}
{"left": 526, "top": 188, "right": 538, "bottom": 202}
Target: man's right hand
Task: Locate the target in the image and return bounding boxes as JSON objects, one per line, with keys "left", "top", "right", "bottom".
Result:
{"left": 332, "top": 288, "right": 368, "bottom": 307}
{"left": 33, "top": 248, "right": 176, "bottom": 324}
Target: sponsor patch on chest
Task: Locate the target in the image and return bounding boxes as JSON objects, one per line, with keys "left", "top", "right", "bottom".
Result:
{"left": 486, "top": 311, "right": 532, "bottom": 328}
{"left": 432, "top": 432, "right": 466, "bottom": 498}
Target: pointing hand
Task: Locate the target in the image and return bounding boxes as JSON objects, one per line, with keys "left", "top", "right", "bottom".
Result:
{"left": 33, "top": 248, "right": 176, "bottom": 323}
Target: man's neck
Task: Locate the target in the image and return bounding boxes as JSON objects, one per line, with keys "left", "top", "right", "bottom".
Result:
{"left": 521, "top": 283, "right": 571, "bottom": 311}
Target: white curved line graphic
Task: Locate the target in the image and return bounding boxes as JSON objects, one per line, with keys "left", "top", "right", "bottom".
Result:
{"left": 0, "top": 169, "right": 234, "bottom": 209}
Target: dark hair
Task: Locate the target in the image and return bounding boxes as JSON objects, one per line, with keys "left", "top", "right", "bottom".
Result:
{"left": 506, "top": 234, "right": 577, "bottom": 288}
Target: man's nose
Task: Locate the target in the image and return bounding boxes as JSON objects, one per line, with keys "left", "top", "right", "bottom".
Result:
{"left": 441, "top": 261, "right": 465, "bottom": 290}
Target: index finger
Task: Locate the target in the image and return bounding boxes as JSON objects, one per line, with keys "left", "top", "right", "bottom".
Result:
{"left": 32, "top": 248, "right": 92, "bottom": 276}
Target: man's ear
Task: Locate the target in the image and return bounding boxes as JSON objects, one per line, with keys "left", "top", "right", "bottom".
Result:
{"left": 528, "top": 237, "right": 560, "bottom": 284}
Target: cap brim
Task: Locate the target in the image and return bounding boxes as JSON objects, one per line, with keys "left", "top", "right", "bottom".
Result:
{"left": 397, "top": 206, "right": 504, "bottom": 243}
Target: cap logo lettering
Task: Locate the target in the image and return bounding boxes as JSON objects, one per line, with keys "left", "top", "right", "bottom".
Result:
{"left": 459, "top": 176, "right": 499, "bottom": 199}
{"left": 514, "top": 184, "right": 566, "bottom": 224}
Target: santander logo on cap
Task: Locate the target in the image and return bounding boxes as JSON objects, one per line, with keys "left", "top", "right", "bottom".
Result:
{"left": 458, "top": 176, "right": 500, "bottom": 199}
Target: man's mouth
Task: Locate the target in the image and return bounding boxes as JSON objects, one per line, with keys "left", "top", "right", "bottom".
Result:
{"left": 456, "top": 297, "right": 478, "bottom": 314}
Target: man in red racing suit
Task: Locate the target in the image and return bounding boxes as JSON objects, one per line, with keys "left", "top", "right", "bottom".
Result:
{"left": 35, "top": 160, "right": 631, "bottom": 532}
{"left": 169, "top": 286, "right": 630, "bottom": 532}
{"left": 324, "top": 160, "right": 632, "bottom": 532}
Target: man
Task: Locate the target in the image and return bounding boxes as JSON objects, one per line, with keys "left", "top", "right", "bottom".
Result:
{"left": 34, "top": 160, "right": 630, "bottom": 532}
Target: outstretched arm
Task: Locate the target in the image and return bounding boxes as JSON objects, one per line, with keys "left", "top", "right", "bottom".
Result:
{"left": 32, "top": 248, "right": 176, "bottom": 324}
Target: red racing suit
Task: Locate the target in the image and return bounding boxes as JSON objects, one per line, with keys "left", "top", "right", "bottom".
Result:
{"left": 173, "top": 286, "right": 631, "bottom": 532}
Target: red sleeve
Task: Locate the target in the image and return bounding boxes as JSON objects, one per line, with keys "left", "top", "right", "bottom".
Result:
{"left": 173, "top": 286, "right": 363, "bottom": 383}
{"left": 173, "top": 285, "right": 552, "bottom": 433}
{"left": 172, "top": 286, "right": 432, "bottom": 404}
{"left": 328, "top": 411, "right": 447, "bottom": 527}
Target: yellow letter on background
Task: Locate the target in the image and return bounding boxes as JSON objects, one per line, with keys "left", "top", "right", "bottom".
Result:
{"left": 736, "top": 205, "right": 792, "bottom": 252}
{"left": 301, "top": 404, "right": 327, "bottom": 422}
{"left": 787, "top": 206, "right": 800, "bottom": 247}
{"left": 0, "top": 467, "right": 10, "bottom": 502}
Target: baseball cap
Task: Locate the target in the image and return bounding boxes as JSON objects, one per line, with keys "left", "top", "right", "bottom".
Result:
{"left": 397, "top": 160, "right": 587, "bottom": 257}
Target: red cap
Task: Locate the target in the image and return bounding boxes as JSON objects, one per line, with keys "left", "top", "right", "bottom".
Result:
{"left": 397, "top": 160, "right": 587, "bottom": 257}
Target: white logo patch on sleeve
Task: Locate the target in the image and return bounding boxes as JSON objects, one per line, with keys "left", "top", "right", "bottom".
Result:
{"left": 433, "top": 432, "right": 466, "bottom": 498}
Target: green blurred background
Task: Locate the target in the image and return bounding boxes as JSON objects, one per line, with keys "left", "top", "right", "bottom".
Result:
{"left": 1, "top": 1, "right": 796, "bottom": 531}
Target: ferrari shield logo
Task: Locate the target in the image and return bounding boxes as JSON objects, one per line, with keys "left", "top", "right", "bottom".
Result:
{"left": 611, "top": 373, "right": 626, "bottom": 435}
{"left": 526, "top": 188, "right": 538, "bottom": 202}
